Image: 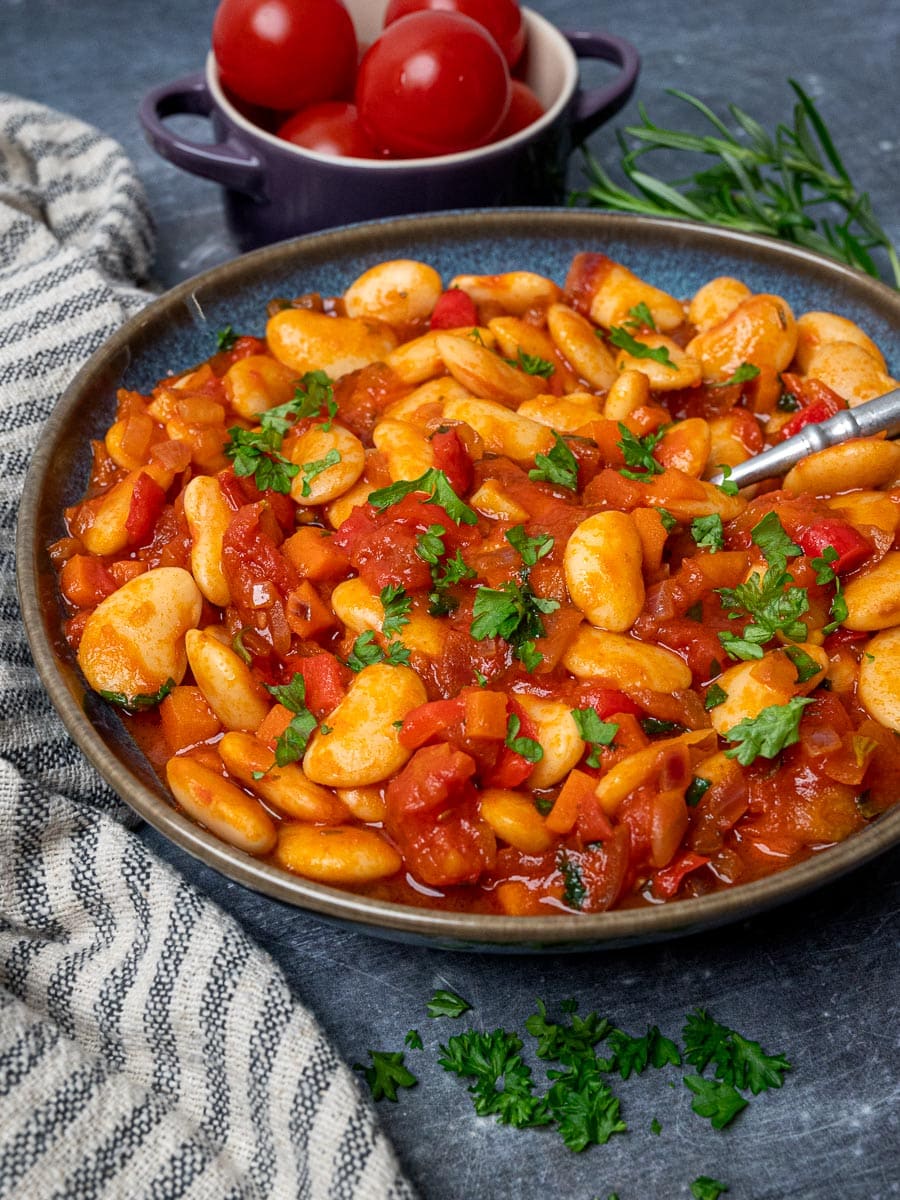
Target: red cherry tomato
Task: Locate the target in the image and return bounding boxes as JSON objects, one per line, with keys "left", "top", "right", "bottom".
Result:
{"left": 277, "top": 102, "right": 379, "bottom": 158}
{"left": 212, "top": 0, "right": 357, "bottom": 111}
{"left": 356, "top": 12, "right": 511, "bottom": 157}
{"left": 383, "top": 0, "right": 525, "bottom": 68}
{"left": 496, "top": 80, "right": 545, "bottom": 138}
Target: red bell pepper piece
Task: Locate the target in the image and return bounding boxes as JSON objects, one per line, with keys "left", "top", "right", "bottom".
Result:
{"left": 795, "top": 518, "right": 871, "bottom": 574}
{"left": 125, "top": 471, "right": 166, "bottom": 545}
{"left": 429, "top": 288, "right": 478, "bottom": 330}
{"left": 651, "top": 851, "right": 710, "bottom": 900}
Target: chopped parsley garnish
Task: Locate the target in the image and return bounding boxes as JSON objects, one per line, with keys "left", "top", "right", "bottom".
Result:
{"left": 717, "top": 513, "right": 808, "bottom": 659}
{"left": 353, "top": 1051, "right": 418, "bottom": 1102}
{"left": 99, "top": 677, "right": 175, "bottom": 712}
{"left": 777, "top": 390, "right": 801, "bottom": 411}
{"left": 599, "top": 1025, "right": 681, "bottom": 1080}
{"left": 291, "top": 369, "right": 338, "bottom": 429}
{"left": 415, "top": 523, "right": 446, "bottom": 564}
{"left": 470, "top": 579, "right": 559, "bottom": 670}
{"left": 723, "top": 696, "right": 814, "bottom": 765}
{"left": 716, "top": 463, "right": 739, "bottom": 495}
{"left": 427, "top": 989, "right": 472, "bottom": 1019}
{"left": 571, "top": 708, "right": 619, "bottom": 767}
{"left": 507, "top": 347, "right": 555, "bottom": 378}
{"left": 607, "top": 325, "right": 677, "bottom": 368}
{"left": 379, "top": 585, "right": 412, "bottom": 638}
{"left": 528, "top": 433, "right": 579, "bottom": 490}
{"left": 683, "top": 1008, "right": 791, "bottom": 1095}
{"left": 617, "top": 423, "right": 665, "bottom": 480}
{"left": 225, "top": 370, "right": 338, "bottom": 493}
{"left": 558, "top": 851, "right": 587, "bottom": 910}
{"left": 505, "top": 713, "right": 543, "bottom": 763}
{"left": 438, "top": 1029, "right": 550, "bottom": 1128}
{"left": 685, "top": 776, "right": 712, "bottom": 806}
{"left": 368, "top": 467, "right": 478, "bottom": 525}
{"left": 784, "top": 644, "right": 822, "bottom": 683}
{"left": 691, "top": 1178, "right": 729, "bottom": 1200}
{"left": 691, "top": 513, "right": 725, "bottom": 552}
{"left": 298, "top": 448, "right": 340, "bottom": 497}
{"left": 640, "top": 717, "right": 683, "bottom": 736}
{"left": 622, "top": 301, "right": 656, "bottom": 330}
{"left": 215, "top": 325, "right": 237, "bottom": 351}
{"left": 657, "top": 507, "right": 678, "bottom": 532}
{"left": 345, "top": 630, "right": 410, "bottom": 672}
{"left": 704, "top": 683, "right": 728, "bottom": 710}
{"left": 812, "top": 545, "right": 850, "bottom": 634}
{"left": 265, "top": 673, "right": 318, "bottom": 766}
{"left": 506, "top": 525, "right": 554, "bottom": 568}
{"left": 711, "top": 362, "right": 760, "bottom": 387}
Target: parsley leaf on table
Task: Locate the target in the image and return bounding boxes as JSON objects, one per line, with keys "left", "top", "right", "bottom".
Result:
{"left": 545, "top": 1055, "right": 628, "bottom": 1151}
{"left": 683, "top": 1008, "right": 791, "bottom": 1094}
{"left": 438, "top": 1029, "right": 550, "bottom": 1127}
{"left": 426, "top": 989, "right": 472, "bottom": 1019}
{"left": 354, "top": 1050, "right": 418, "bottom": 1102}
{"left": 691, "top": 1176, "right": 730, "bottom": 1200}
{"left": 683, "top": 1074, "right": 749, "bottom": 1129}
{"left": 525, "top": 999, "right": 612, "bottom": 1063}
{"left": 405, "top": 1029, "right": 423, "bottom": 1050}
{"left": 600, "top": 1026, "right": 682, "bottom": 1080}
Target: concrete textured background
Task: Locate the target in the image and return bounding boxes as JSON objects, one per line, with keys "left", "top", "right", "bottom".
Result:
{"left": 3, "top": 1, "right": 899, "bottom": 1196}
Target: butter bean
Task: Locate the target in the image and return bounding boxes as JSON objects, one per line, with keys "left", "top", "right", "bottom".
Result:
{"left": 372, "top": 417, "right": 435, "bottom": 482}
{"left": 303, "top": 663, "right": 427, "bottom": 787}
{"left": 218, "top": 731, "right": 347, "bottom": 822}
{"left": 479, "top": 788, "right": 554, "bottom": 853}
{"left": 343, "top": 259, "right": 442, "bottom": 326}
{"left": 517, "top": 391, "right": 603, "bottom": 433}
{"left": 267, "top": 308, "right": 398, "bottom": 380}
{"left": 546, "top": 303, "right": 618, "bottom": 390}
{"left": 564, "top": 511, "right": 644, "bottom": 631}
{"left": 448, "top": 271, "right": 563, "bottom": 314}
{"left": 580, "top": 260, "right": 684, "bottom": 333}
{"left": 783, "top": 439, "right": 900, "bottom": 496}
{"left": 274, "top": 823, "right": 402, "bottom": 884}
{"left": 222, "top": 354, "right": 298, "bottom": 419}
{"left": 78, "top": 566, "right": 202, "bottom": 698}
{"left": 688, "top": 276, "right": 751, "bottom": 333}
{"left": 443, "top": 395, "right": 554, "bottom": 462}
{"left": 185, "top": 628, "right": 271, "bottom": 731}
{"left": 614, "top": 334, "right": 702, "bottom": 391}
{"left": 515, "top": 695, "right": 584, "bottom": 789}
{"left": 596, "top": 730, "right": 716, "bottom": 815}
{"left": 602, "top": 369, "right": 650, "bottom": 422}
{"left": 436, "top": 333, "right": 545, "bottom": 406}
{"left": 857, "top": 628, "right": 900, "bottom": 731}
{"left": 562, "top": 628, "right": 692, "bottom": 692}
{"left": 794, "top": 312, "right": 886, "bottom": 374}
{"left": 686, "top": 294, "right": 797, "bottom": 380}
{"left": 802, "top": 341, "right": 897, "bottom": 407}
{"left": 385, "top": 329, "right": 493, "bottom": 385}
{"left": 166, "top": 755, "right": 277, "bottom": 855}
{"left": 183, "top": 475, "right": 231, "bottom": 607}
{"left": 708, "top": 645, "right": 827, "bottom": 737}
{"left": 842, "top": 551, "right": 900, "bottom": 630}
{"left": 80, "top": 464, "right": 172, "bottom": 556}
{"left": 288, "top": 423, "right": 366, "bottom": 505}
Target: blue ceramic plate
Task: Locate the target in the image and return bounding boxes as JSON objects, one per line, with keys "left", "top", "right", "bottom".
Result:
{"left": 17, "top": 209, "right": 900, "bottom": 951}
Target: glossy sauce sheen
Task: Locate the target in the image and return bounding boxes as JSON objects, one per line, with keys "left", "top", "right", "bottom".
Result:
{"left": 51, "top": 253, "right": 900, "bottom": 916}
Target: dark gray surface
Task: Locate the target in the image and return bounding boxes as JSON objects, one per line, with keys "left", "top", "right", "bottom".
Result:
{"left": 5, "top": 1, "right": 900, "bottom": 1196}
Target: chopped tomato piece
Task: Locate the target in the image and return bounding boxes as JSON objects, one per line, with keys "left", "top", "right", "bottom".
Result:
{"left": 430, "top": 427, "right": 473, "bottom": 495}
{"left": 283, "top": 651, "right": 352, "bottom": 719}
{"left": 125, "top": 472, "right": 167, "bottom": 545}
{"left": 429, "top": 288, "right": 479, "bottom": 330}
{"left": 651, "top": 851, "right": 710, "bottom": 899}
{"left": 794, "top": 517, "right": 871, "bottom": 574}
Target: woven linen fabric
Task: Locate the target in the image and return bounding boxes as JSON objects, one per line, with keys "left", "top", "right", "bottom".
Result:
{"left": 0, "top": 96, "right": 417, "bottom": 1200}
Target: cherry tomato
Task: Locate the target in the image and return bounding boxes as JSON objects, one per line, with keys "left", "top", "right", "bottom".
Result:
{"left": 356, "top": 12, "right": 511, "bottom": 158}
{"left": 212, "top": 0, "right": 357, "bottom": 111}
{"left": 383, "top": 0, "right": 525, "bottom": 68}
{"left": 277, "top": 102, "right": 379, "bottom": 158}
{"left": 496, "top": 80, "right": 545, "bottom": 138}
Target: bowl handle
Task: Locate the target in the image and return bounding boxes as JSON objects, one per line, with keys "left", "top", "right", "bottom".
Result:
{"left": 563, "top": 31, "right": 641, "bottom": 145}
{"left": 138, "top": 73, "right": 264, "bottom": 196}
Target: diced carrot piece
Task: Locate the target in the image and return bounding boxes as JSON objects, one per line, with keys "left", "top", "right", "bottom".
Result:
{"left": 285, "top": 580, "right": 337, "bottom": 638}
{"left": 282, "top": 526, "right": 350, "bottom": 581}
{"left": 59, "top": 555, "right": 118, "bottom": 608}
{"left": 631, "top": 506, "right": 669, "bottom": 575}
{"left": 495, "top": 880, "right": 545, "bottom": 916}
{"left": 159, "top": 686, "right": 222, "bottom": 754}
{"left": 108, "top": 560, "right": 147, "bottom": 587}
{"left": 256, "top": 702, "right": 293, "bottom": 749}
{"left": 545, "top": 769, "right": 597, "bottom": 835}
{"left": 463, "top": 689, "right": 508, "bottom": 740}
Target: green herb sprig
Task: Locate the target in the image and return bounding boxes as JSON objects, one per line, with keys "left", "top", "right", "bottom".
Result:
{"left": 571, "top": 82, "right": 899, "bottom": 286}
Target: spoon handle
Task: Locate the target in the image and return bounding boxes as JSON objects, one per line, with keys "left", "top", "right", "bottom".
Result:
{"left": 708, "top": 387, "right": 900, "bottom": 489}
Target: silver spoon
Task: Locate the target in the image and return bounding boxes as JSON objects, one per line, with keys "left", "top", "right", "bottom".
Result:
{"left": 708, "top": 386, "right": 900, "bottom": 489}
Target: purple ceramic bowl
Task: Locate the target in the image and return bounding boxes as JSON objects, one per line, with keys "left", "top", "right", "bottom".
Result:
{"left": 139, "top": 3, "right": 639, "bottom": 250}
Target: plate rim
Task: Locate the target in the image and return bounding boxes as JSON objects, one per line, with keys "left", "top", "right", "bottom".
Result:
{"left": 17, "top": 207, "right": 900, "bottom": 951}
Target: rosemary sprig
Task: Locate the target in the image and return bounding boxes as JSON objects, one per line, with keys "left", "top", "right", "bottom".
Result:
{"left": 571, "top": 81, "right": 899, "bottom": 287}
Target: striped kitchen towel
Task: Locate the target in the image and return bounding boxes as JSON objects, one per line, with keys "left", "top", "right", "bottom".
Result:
{"left": 0, "top": 96, "right": 417, "bottom": 1200}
